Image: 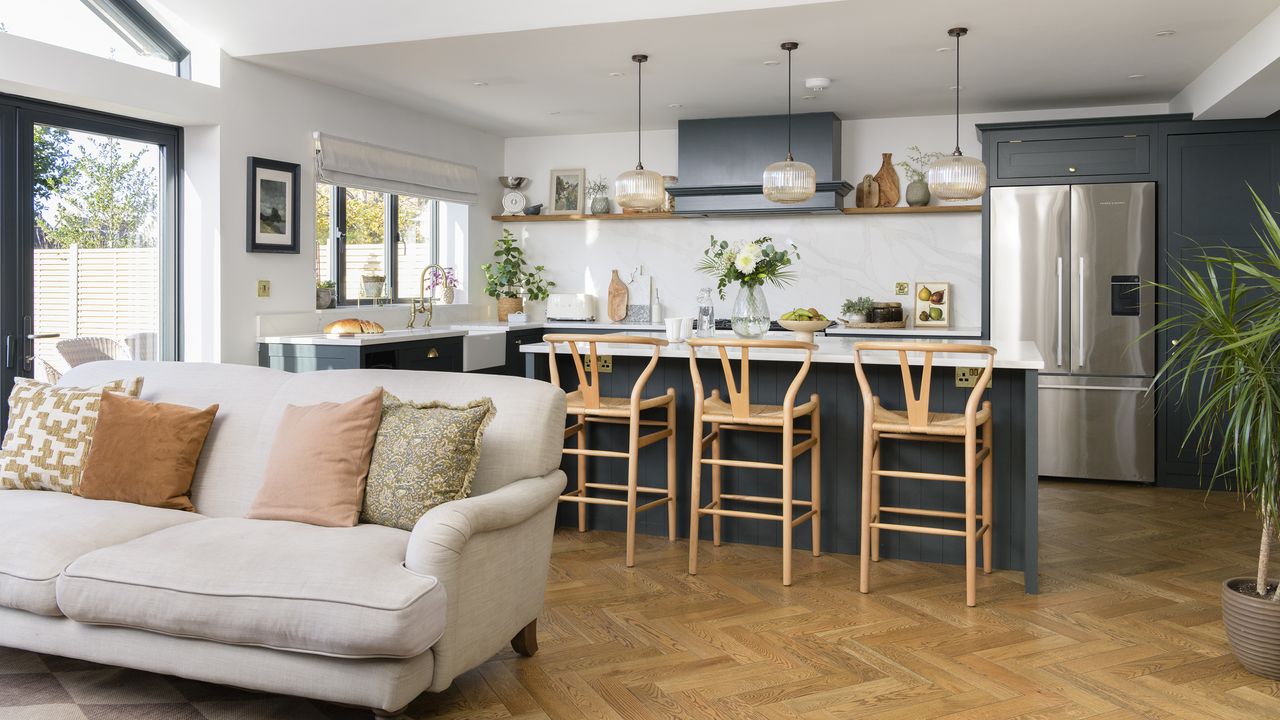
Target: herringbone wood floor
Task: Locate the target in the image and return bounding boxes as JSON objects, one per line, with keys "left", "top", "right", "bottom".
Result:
{"left": 407, "top": 479, "right": 1280, "bottom": 719}
{"left": 3, "top": 480, "right": 1278, "bottom": 718}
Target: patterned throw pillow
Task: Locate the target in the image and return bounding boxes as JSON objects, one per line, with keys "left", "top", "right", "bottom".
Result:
{"left": 0, "top": 377, "right": 144, "bottom": 493}
{"left": 361, "top": 393, "right": 496, "bottom": 531}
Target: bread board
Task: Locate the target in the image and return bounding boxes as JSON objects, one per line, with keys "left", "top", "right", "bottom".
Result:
{"left": 840, "top": 320, "right": 907, "bottom": 329}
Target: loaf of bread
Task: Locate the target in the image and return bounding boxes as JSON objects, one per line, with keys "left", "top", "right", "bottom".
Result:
{"left": 323, "top": 318, "right": 385, "bottom": 334}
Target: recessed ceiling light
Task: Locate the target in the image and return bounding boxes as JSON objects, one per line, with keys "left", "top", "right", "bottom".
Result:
{"left": 1128, "top": 73, "right": 1146, "bottom": 80}
{"left": 471, "top": 81, "right": 488, "bottom": 87}
{"left": 667, "top": 103, "right": 683, "bottom": 109}
{"left": 608, "top": 71, "right": 624, "bottom": 77}
{"left": 1154, "top": 29, "right": 1176, "bottom": 38}
{"left": 763, "top": 59, "right": 780, "bottom": 66}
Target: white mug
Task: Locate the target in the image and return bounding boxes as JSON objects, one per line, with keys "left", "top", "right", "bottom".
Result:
{"left": 680, "top": 317, "right": 693, "bottom": 340}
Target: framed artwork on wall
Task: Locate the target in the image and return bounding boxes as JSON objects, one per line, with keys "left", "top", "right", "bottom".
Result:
{"left": 914, "top": 281, "right": 951, "bottom": 327}
{"left": 247, "top": 156, "right": 300, "bottom": 253}
{"left": 548, "top": 168, "right": 585, "bottom": 215}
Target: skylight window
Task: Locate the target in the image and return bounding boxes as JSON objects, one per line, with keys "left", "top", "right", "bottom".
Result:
{"left": 0, "top": 0, "right": 189, "bottom": 77}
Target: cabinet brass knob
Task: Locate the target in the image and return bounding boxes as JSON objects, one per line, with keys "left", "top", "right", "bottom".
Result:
{"left": 427, "top": 347, "right": 440, "bottom": 358}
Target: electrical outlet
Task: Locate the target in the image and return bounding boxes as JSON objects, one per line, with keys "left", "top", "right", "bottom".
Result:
{"left": 584, "top": 355, "right": 613, "bottom": 373}
{"left": 257, "top": 280, "right": 271, "bottom": 298}
{"left": 895, "top": 282, "right": 909, "bottom": 296}
{"left": 955, "top": 367, "right": 991, "bottom": 388}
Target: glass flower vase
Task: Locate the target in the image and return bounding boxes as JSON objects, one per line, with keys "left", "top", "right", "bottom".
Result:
{"left": 731, "top": 284, "right": 770, "bottom": 339}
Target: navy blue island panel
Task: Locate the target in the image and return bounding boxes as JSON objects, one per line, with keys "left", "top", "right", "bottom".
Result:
{"left": 525, "top": 340, "right": 1040, "bottom": 593}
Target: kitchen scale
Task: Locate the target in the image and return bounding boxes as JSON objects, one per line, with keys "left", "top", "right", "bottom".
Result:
{"left": 499, "top": 176, "right": 529, "bottom": 215}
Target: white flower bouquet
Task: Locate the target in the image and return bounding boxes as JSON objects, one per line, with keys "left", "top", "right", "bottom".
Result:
{"left": 695, "top": 236, "right": 800, "bottom": 299}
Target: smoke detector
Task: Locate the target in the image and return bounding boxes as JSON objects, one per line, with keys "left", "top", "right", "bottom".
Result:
{"left": 804, "top": 77, "right": 832, "bottom": 92}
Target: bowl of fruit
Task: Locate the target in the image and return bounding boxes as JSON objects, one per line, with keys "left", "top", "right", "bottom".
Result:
{"left": 778, "top": 308, "right": 831, "bottom": 342}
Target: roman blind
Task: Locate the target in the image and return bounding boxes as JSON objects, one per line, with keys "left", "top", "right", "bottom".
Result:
{"left": 313, "top": 132, "right": 479, "bottom": 205}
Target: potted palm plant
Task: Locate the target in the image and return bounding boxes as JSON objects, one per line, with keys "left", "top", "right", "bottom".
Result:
{"left": 1151, "top": 188, "right": 1280, "bottom": 679}
{"left": 481, "top": 229, "right": 554, "bottom": 321}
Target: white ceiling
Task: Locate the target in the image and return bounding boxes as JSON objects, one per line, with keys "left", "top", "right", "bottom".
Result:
{"left": 158, "top": 0, "right": 1280, "bottom": 137}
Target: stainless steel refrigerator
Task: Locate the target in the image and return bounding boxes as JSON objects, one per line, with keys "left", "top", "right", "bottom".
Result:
{"left": 990, "top": 182, "right": 1155, "bottom": 482}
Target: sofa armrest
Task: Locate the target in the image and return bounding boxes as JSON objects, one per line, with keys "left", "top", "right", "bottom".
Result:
{"left": 404, "top": 470, "right": 566, "bottom": 691}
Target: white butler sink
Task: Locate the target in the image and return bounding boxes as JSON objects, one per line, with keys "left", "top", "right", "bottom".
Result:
{"left": 461, "top": 330, "right": 506, "bottom": 372}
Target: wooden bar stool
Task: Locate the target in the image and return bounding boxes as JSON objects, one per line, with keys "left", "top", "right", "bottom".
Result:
{"left": 687, "top": 338, "right": 821, "bottom": 586}
{"left": 853, "top": 341, "right": 995, "bottom": 606}
{"left": 545, "top": 334, "right": 677, "bottom": 567}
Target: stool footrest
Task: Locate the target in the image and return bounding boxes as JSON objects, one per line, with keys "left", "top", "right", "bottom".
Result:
{"left": 870, "top": 521, "right": 966, "bottom": 537}
{"left": 697, "top": 506, "right": 782, "bottom": 522}
{"left": 718, "top": 493, "right": 813, "bottom": 507}
{"left": 877, "top": 432, "right": 966, "bottom": 443}
{"left": 871, "top": 468, "right": 966, "bottom": 482}
{"left": 637, "top": 427, "right": 674, "bottom": 449}
{"left": 790, "top": 437, "right": 819, "bottom": 457}
{"left": 583, "top": 482, "right": 670, "bottom": 495}
{"left": 584, "top": 416, "right": 669, "bottom": 427}
{"left": 879, "top": 506, "right": 985, "bottom": 521}
{"left": 701, "top": 457, "right": 784, "bottom": 471}
{"left": 560, "top": 495, "right": 628, "bottom": 507}
{"left": 564, "top": 448, "right": 630, "bottom": 459}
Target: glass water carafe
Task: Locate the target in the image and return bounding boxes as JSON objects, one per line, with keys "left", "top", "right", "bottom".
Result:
{"left": 696, "top": 288, "right": 716, "bottom": 337}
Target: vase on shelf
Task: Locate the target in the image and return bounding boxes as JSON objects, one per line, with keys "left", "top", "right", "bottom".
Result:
{"left": 590, "top": 196, "right": 611, "bottom": 215}
{"left": 873, "top": 152, "right": 900, "bottom": 208}
{"left": 731, "top": 284, "right": 770, "bottom": 339}
{"left": 905, "top": 179, "right": 930, "bottom": 207}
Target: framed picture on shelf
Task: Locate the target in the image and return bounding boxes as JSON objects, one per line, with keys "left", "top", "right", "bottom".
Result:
{"left": 548, "top": 168, "right": 585, "bottom": 215}
{"left": 914, "top": 282, "right": 951, "bottom": 327}
{"left": 246, "top": 156, "right": 300, "bottom": 253}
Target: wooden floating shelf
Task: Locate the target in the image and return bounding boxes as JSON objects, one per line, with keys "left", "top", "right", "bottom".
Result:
{"left": 493, "top": 205, "right": 980, "bottom": 223}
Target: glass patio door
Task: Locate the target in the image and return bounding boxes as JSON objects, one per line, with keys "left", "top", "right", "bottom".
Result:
{"left": 0, "top": 96, "right": 179, "bottom": 426}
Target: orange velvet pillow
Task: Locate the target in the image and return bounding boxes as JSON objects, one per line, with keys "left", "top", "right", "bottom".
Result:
{"left": 77, "top": 392, "right": 219, "bottom": 511}
{"left": 246, "top": 387, "right": 383, "bottom": 527}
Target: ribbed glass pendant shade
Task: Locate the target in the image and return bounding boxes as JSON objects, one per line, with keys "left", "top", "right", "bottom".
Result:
{"left": 615, "top": 166, "right": 665, "bottom": 210}
{"left": 763, "top": 158, "right": 817, "bottom": 204}
{"left": 927, "top": 153, "right": 987, "bottom": 201}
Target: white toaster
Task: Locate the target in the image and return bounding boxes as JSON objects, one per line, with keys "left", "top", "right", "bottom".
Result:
{"left": 546, "top": 293, "right": 597, "bottom": 321}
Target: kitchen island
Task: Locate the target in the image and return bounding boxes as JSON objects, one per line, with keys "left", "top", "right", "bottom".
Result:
{"left": 522, "top": 333, "right": 1044, "bottom": 592}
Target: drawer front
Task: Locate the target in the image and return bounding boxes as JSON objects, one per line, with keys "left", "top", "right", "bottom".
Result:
{"left": 393, "top": 338, "right": 462, "bottom": 372}
{"left": 996, "top": 135, "right": 1150, "bottom": 180}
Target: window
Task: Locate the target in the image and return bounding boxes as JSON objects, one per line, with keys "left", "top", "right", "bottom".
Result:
{"left": 315, "top": 185, "right": 467, "bottom": 305}
{"left": 0, "top": 0, "right": 190, "bottom": 77}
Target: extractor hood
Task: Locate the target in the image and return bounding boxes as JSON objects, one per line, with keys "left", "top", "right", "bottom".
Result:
{"left": 667, "top": 112, "right": 851, "bottom": 215}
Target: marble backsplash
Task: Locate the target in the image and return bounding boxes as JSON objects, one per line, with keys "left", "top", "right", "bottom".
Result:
{"left": 508, "top": 213, "right": 983, "bottom": 328}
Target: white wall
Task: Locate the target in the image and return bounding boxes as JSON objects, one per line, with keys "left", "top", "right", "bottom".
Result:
{"left": 504, "top": 103, "right": 1168, "bottom": 327}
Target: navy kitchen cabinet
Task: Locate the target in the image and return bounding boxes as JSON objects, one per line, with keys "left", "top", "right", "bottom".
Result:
{"left": 258, "top": 335, "right": 464, "bottom": 373}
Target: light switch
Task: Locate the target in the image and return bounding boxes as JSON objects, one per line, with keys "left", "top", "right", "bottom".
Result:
{"left": 895, "top": 282, "right": 909, "bottom": 296}
{"left": 257, "top": 280, "right": 271, "bottom": 297}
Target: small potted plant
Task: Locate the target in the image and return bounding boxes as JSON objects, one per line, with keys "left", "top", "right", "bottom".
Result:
{"left": 424, "top": 266, "right": 459, "bottom": 304}
{"left": 1149, "top": 188, "right": 1280, "bottom": 679}
{"left": 586, "top": 176, "right": 611, "bottom": 215}
{"left": 315, "top": 280, "right": 335, "bottom": 309}
{"left": 899, "top": 145, "right": 944, "bottom": 207}
{"left": 482, "top": 229, "right": 555, "bottom": 321}
{"left": 841, "top": 296, "right": 874, "bottom": 324}
{"left": 360, "top": 268, "right": 386, "bottom": 299}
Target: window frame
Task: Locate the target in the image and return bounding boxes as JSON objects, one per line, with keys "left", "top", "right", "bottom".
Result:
{"left": 317, "top": 185, "right": 449, "bottom": 306}
{"left": 80, "top": 0, "right": 192, "bottom": 78}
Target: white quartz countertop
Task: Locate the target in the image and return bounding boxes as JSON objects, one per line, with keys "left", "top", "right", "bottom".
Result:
{"left": 520, "top": 331, "right": 1044, "bottom": 370}
{"left": 258, "top": 327, "right": 467, "bottom": 347}
{"left": 452, "top": 320, "right": 981, "bottom": 337}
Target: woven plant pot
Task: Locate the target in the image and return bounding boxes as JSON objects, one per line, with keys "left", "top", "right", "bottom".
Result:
{"left": 497, "top": 296, "right": 524, "bottom": 322}
{"left": 1222, "top": 578, "right": 1280, "bottom": 679}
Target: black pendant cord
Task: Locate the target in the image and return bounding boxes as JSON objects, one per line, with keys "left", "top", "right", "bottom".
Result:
{"left": 950, "top": 28, "right": 966, "bottom": 157}
{"left": 786, "top": 46, "right": 794, "bottom": 161}
{"left": 634, "top": 54, "right": 646, "bottom": 171}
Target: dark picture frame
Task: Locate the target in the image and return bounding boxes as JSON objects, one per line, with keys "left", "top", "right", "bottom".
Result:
{"left": 246, "top": 156, "right": 300, "bottom": 253}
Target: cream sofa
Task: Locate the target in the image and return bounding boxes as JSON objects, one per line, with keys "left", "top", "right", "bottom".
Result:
{"left": 0, "top": 361, "right": 567, "bottom": 716}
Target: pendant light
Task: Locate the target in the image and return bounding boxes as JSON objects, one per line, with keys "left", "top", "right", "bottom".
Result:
{"left": 615, "top": 54, "right": 665, "bottom": 211}
{"left": 927, "top": 27, "right": 987, "bottom": 201}
{"left": 763, "top": 41, "right": 816, "bottom": 204}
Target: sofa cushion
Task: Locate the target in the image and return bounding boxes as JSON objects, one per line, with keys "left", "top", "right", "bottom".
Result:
{"left": 57, "top": 517, "right": 446, "bottom": 659}
{"left": 0, "top": 490, "right": 203, "bottom": 616}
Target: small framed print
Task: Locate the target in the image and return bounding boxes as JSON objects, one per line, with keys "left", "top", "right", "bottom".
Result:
{"left": 247, "top": 157, "right": 300, "bottom": 253}
{"left": 914, "top": 282, "right": 951, "bottom": 327}
{"left": 548, "top": 168, "right": 585, "bottom": 215}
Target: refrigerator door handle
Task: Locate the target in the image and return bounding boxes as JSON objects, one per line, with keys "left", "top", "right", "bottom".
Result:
{"left": 1077, "top": 256, "right": 1086, "bottom": 369}
{"left": 1055, "top": 256, "right": 1064, "bottom": 368}
{"left": 1042, "top": 383, "right": 1155, "bottom": 393}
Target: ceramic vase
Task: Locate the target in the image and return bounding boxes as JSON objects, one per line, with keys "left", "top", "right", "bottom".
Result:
{"left": 905, "top": 180, "right": 930, "bottom": 207}
{"left": 731, "top": 284, "right": 770, "bottom": 339}
{"left": 442, "top": 286, "right": 455, "bottom": 305}
{"left": 590, "top": 196, "right": 611, "bottom": 215}
{"left": 873, "top": 153, "right": 900, "bottom": 208}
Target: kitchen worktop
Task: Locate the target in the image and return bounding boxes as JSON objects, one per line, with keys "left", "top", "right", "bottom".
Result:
{"left": 520, "top": 331, "right": 1044, "bottom": 370}
{"left": 257, "top": 327, "right": 468, "bottom": 347}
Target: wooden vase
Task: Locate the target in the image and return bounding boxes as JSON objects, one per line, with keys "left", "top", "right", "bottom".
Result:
{"left": 855, "top": 174, "right": 879, "bottom": 208}
{"left": 873, "top": 153, "right": 900, "bottom": 208}
{"left": 497, "top": 296, "right": 524, "bottom": 322}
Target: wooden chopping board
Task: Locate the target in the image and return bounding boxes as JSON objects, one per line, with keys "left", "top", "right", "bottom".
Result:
{"left": 607, "top": 269, "right": 628, "bottom": 322}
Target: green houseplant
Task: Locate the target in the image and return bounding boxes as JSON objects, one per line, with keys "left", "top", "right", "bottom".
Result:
{"left": 315, "top": 280, "right": 335, "bottom": 310}
{"left": 481, "top": 229, "right": 554, "bottom": 321}
{"left": 841, "top": 296, "right": 875, "bottom": 323}
{"left": 1150, "top": 188, "right": 1280, "bottom": 678}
